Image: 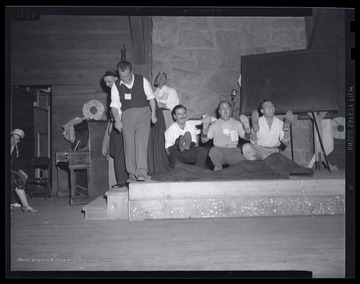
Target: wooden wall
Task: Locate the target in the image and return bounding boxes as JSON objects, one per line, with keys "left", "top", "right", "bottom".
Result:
{"left": 11, "top": 88, "right": 35, "bottom": 172}
{"left": 10, "top": 15, "right": 152, "bottom": 194}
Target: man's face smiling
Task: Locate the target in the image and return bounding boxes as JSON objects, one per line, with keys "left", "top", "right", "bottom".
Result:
{"left": 104, "top": 76, "right": 117, "bottom": 88}
{"left": 174, "top": 107, "right": 187, "bottom": 126}
{"left": 261, "top": 101, "right": 275, "bottom": 117}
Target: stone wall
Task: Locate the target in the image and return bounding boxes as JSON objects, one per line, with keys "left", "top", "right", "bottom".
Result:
{"left": 151, "top": 16, "right": 312, "bottom": 166}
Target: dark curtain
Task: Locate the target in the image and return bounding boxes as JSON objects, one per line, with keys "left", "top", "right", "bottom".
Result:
{"left": 147, "top": 104, "right": 171, "bottom": 176}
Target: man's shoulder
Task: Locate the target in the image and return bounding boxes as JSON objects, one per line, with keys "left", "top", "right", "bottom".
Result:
{"left": 230, "top": 117, "right": 241, "bottom": 124}
{"left": 274, "top": 115, "right": 282, "bottom": 121}
{"left": 134, "top": 74, "right": 148, "bottom": 80}
{"left": 165, "top": 123, "right": 177, "bottom": 133}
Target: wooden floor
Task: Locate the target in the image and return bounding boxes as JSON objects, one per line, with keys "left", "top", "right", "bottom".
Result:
{"left": 8, "top": 194, "right": 345, "bottom": 278}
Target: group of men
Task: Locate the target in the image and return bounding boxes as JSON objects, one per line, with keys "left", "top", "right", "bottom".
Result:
{"left": 165, "top": 100, "right": 293, "bottom": 172}
{"left": 102, "top": 60, "right": 294, "bottom": 187}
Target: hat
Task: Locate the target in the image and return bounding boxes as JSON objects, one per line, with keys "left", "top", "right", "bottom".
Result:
{"left": 11, "top": 129, "right": 25, "bottom": 139}
{"left": 103, "top": 70, "right": 118, "bottom": 78}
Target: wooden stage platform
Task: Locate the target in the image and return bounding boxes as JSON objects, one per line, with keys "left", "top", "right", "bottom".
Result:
{"left": 9, "top": 197, "right": 345, "bottom": 278}
{"left": 82, "top": 170, "right": 345, "bottom": 221}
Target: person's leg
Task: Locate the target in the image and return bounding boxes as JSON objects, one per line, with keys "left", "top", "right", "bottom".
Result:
{"left": 112, "top": 131, "right": 128, "bottom": 186}
{"left": 183, "top": 146, "right": 209, "bottom": 168}
{"left": 168, "top": 151, "right": 186, "bottom": 168}
{"left": 15, "top": 188, "right": 37, "bottom": 212}
{"left": 108, "top": 156, "right": 116, "bottom": 189}
{"left": 183, "top": 131, "right": 192, "bottom": 151}
{"left": 242, "top": 143, "right": 258, "bottom": 160}
{"left": 11, "top": 191, "right": 21, "bottom": 207}
{"left": 240, "top": 114, "right": 251, "bottom": 134}
{"left": 122, "top": 109, "right": 137, "bottom": 181}
{"left": 208, "top": 146, "right": 226, "bottom": 171}
{"left": 225, "top": 147, "right": 246, "bottom": 166}
{"left": 134, "top": 107, "right": 151, "bottom": 180}
{"left": 251, "top": 110, "right": 259, "bottom": 132}
{"left": 283, "top": 110, "right": 294, "bottom": 131}
{"left": 254, "top": 144, "right": 279, "bottom": 160}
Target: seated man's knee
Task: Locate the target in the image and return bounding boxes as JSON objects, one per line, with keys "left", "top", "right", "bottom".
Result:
{"left": 209, "top": 146, "right": 225, "bottom": 164}
{"left": 209, "top": 146, "right": 221, "bottom": 159}
{"left": 242, "top": 143, "right": 257, "bottom": 161}
{"left": 197, "top": 146, "right": 209, "bottom": 157}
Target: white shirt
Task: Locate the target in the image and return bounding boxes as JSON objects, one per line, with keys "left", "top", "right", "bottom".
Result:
{"left": 164, "top": 121, "right": 197, "bottom": 149}
{"left": 153, "top": 85, "right": 180, "bottom": 111}
{"left": 207, "top": 117, "right": 246, "bottom": 148}
{"left": 110, "top": 74, "right": 155, "bottom": 115}
{"left": 252, "top": 116, "right": 284, "bottom": 147}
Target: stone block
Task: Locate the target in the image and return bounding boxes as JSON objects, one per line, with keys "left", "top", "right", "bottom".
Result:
{"left": 128, "top": 178, "right": 345, "bottom": 221}
{"left": 106, "top": 187, "right": 129, "bottom": 220}
{"left": 82, "top": 196, "right": 108, "bottom": 220}
{"left": 130, "top": 195, "right": 345, "bottom": 221}
{"left": 177, "top": 30, "right": 215, "bottom": 48}
{"left": 215, "top": 30, "right": 250, "bottom": 49}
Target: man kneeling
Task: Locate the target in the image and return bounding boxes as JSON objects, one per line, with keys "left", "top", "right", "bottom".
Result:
{"left": 164, "top": 104, "right": 208, "bottom": 169}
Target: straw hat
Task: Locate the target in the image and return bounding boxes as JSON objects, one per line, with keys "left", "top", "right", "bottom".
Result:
{"left": 11, "top": 129, "right": 25, "bottom": 139}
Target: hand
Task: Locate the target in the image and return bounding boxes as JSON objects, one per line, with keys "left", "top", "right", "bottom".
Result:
{"left": 158, "top": 102, "right": 166, "bottom": 109}
{"left": 102, "top": 147, "right": 108, "bottom": 157}
{"left": 151, "top": 113, "right": 157, "bottom": 124}
{"left": 114, "top": 120, "right": 123, "bottom": 132}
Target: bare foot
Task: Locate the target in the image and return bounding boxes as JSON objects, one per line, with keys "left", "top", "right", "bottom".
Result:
{"left": 240, "top": 114, "right": 250, "bottom": 133}
{"left": 283, "top": 110, "right": 294, "bottom": 131}
{"left": 251, "top": 110, "right": 259, "bottom": 132}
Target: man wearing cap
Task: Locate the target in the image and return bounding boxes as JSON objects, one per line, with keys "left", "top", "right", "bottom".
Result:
{"left": 10, "top": 129, "right": 37, "bottom": 212}
{"left": 110, "top": 61, "right": 157, "bottom": 182}
{"left": 102, "top": 70, "right": 128, "bottom": 188}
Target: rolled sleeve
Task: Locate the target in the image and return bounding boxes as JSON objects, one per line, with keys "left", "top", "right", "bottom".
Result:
{"left": 143, "top": 77, "right": 155, "bottom": 100}
{"left": 110, "top": 84, "right": 122, "bottom": 113}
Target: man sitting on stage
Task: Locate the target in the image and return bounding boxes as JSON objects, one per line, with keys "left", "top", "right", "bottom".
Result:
{"left": 242, "top": 99, "right": 294, "bottom": 161}
{"left": 164, "top": 104, "right": 209, "bottom": 169}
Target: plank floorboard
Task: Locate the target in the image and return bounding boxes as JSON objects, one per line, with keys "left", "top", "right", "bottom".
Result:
{"left": 9, "top": 192, "right": 345, "bottom": 278}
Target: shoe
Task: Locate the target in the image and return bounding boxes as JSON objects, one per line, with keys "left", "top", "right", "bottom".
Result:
{"left": 178, "top": 135, "right": 186, "bottom": 152}
{"left": 251, "top": 110, "right": 259, "bottom": 132}
{"left": 283, "top": 110, "right": 294, "bottom": 131}
{"left": 126, "top": 174, "right": 136, "bottom": 183}
{"left": 213, "top": 165, "right": 223, "bottom": 171}
{"left": 112, "top": 183, "right": 126, "bottom": 188}
{"left": 22, "top": 206, "right": 37, "bottom": 213}
{"left": 11, "top": 203, "right": 21, "bottom": 208}
{"left": 239, "top": 114, "right": 250, "bottom": 133}
{"left": 136, "top": 176, "right": 146, "bottom": 182}
{"left": 202, "top": 114, "right": 211, "bottom": 133}
{"left": 183, "top": 131, "right": 192, "bottom": 151}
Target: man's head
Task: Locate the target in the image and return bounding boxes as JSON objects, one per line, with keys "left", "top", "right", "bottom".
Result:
{"left": 218, "top": 101, "right": 232, "bottom": 121}
{"left": 103, "top": 70, "right": 118, "bottom": 88}
{"left": 172, "top": 104, "right": 187, "bottom": 126}
{"left": 117, "top": 61, "right": 133, "bottom": 85}
{"left": 259, "top": 99, "right": 275, "bottom": 118}
{"left": 11, "top": 129, "right": 24, "bottom": 146}
{"left": 154, "top": 72, "right": 167, "bottom": 88}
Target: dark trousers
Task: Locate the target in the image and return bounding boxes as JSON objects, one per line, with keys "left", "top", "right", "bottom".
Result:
{"left": 168, "top": 145, "right": 209, "bottom": 169}
{"left": 109, "top": 128, "right": 128, "bottom": 184}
